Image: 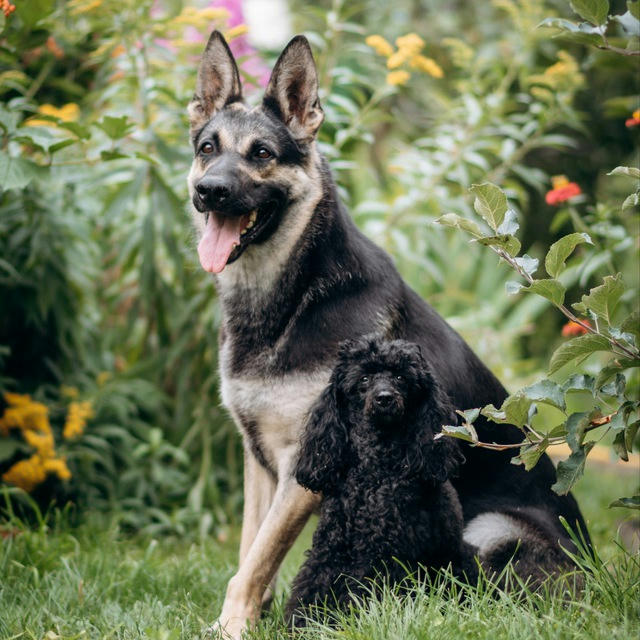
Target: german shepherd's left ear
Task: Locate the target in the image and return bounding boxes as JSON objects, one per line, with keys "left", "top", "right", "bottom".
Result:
{"left": 188, "top": 30, "right": 243, "bottom": 137}
{"left": 263, "top": 35, "right": 324, "bottom": 143}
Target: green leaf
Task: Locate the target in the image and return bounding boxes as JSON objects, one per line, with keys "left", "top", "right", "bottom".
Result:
{"left": 625, "top": 419, "right": 639, "bottom": 452}
{"left": 524, "top": 279, "right": 566, "bottom": 306}
{"left": 574, "top": 274, "right": 624, "bottom": 324}
{"left": 440, "top": 425, "right": 475, "bottom": 443}
{"left": 96, "top": 115, "right": 135, "bottom": 141}
{"left": 622, "top": 191, "right": 639, "bottom": 211}
{"left": 607, "top": 165, "right": 640, "bottom": 179}
{"left": 436, "top": 213, "right": 483, "bottom": 237}
{"left": 17, "top": 0, "right": 54, "bottom": 28}
{"left": 513, "top": 254, "right": 539, "bottom": 278}
{"left": 552, "top": 442, "right": 594, "bottom": 495}
{"left": 544, "top": 232, "right": 592, "bottom": 278}
{"left": 562, "top": 374, "right": 596, "bottom": 394}
{"left": 609, "top": 495, "right": 640, "bottom": 510}
{"left": 469, "top": 182, "right": 508, "bottom": 232}
{"left": 501, "top": 393, "right": 534, "bottom": 428}
{"left": 517, "top": 440, "right": 549, "bottom": 471}
{"left": 595, "top": 358, "right": 640, "bottom": 387}
{"left": 475, "top": 234, "right": 521, "bottom": 256}
{"left": 620, "top": 311, "right": 640, "bottom": 343}
{"left": 570, "top": 0, "right": 610, "bottom": 25}
{"left": 599, "top": 372, "right": 626, "bottom": 397}
{"left": 521, "top": 379, "right": 566, "bottom": 411}
{"left": 0, "top": 152, "right": 40, "bottom": 191}
{"left": 548, "top": 334, "right": 611, "bottom": 375}
{"left": 612, "top": 430, "right": 629, "bottom": 461}
{"left": 566, "top": 410, "right": 599, "bottom": 452}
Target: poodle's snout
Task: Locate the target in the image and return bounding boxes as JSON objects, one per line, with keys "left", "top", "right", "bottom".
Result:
{"left": 375, "top": 391, "right": 393, "bottom": 407}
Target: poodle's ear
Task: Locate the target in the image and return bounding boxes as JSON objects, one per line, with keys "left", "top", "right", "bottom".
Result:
{"left": 294, "top": 381, "right": 349, "bottom": 494}
{"left": 407, "top": 385, "right": 465, "bottom": 484}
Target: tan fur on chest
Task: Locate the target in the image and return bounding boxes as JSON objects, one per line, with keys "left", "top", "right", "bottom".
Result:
{"left": 220, "top": 369, "right": 331, "bottom": 477}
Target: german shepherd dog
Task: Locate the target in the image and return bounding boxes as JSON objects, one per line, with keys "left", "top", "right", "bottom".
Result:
{"left": 187, "top": 32, "right": 588, "bottom": 638}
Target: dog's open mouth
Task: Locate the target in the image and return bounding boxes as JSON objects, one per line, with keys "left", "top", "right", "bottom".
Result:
{"left": 197, "top": 201, "right": 279, "bottom": 273}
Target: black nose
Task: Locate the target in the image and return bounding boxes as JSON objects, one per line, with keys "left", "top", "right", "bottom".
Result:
{"left": 195, "top": 176, "right": 231, "bottom": 207}
{"left": 375, "top": 391, "right": 393, "bottom": 407}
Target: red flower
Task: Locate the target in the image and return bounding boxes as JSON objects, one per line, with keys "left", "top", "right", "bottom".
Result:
{"left": 625, "top": 109, "right": 640, "bottom": 128}
{"left": 545, "top": 175, "right": 582, "bottom": 205}
{"left": 561, "top": 320, "right": 591, "bottom": 337}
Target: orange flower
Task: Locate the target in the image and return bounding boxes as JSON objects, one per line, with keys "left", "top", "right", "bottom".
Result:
{"left": 625, "top": 109, "right": 640, "bottom": 128}
{"left": 545, "top": 175, "right": 581, "bottom": 205}
{"left": 561, "top": 319, "right": 591, "bottom": 337}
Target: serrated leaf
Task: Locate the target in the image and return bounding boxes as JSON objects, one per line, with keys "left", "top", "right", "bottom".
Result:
{"left": 0, "top": 152, "right": 40, "bottom": 191}
{"left": 612, "top": 431, "right": 628, "bottom": 461}
{"left": 595, "top": 358, "right": 640, "bottom": 387}
{"left": 600, "top": 373, "right": 626, "bottom": 397}
{"left": 524, "top": 278, "right": 566, "bottom": 306}
{"left": 552, "top": 442, "right": 594, "bottom": 495}
{"left": 575, "top": 274, "right": 624, "bottom": 324}
{"left": 436, "top": 213, "right": 483, "bottom": 237}
{"left": 622, "top": 191, "right": 639, "bottom": 211}
{"left": 497, "top": 208, "right": 520, "bottom": 235}
{"left": 96, "top": 115, "right": 134, "bottom": 140}
{"left": 607, "top": 165, "right": 640, "bottom": 178}
{"left": 521, "top": 379, "right": 566, "bottom": 411}
{"left": 545, "top": 232, "right": 592, "bottom": 278}
{"left": 562, "top": 374, "right": 596, "bottom": 394}
{"left": 513, "top": 254, "right": 539, "bottom": 278}
{"left": 440, "top": 425, "right": 475, "bottom": 443}
{"left": 549, "top": 334, "right": 611, "bottom": 375}
{"left": 570, "top": 0, "right": 610, "bottom": 25}
{"left": 566, "top": 410, "right": 599, "bottom": 452}
{"left": 625, "top": 419, "right": 639, "bottom": 452}
{"left": 475, "top": 234, "right": 521, "bottom": 256}
{"left": 609, "top": 495, "right": 640, "bottom": 509}
{"left": 501, "top": 393, "right": 533, "bottom": 428}
{"left": 620, "top": 311, "right": 640, "bottom": 343}
{"left": 517, "top": 440, "right": 549, "bottom": 471}
{"left": 469, "top": 182, "right": 508, "bottom": 232}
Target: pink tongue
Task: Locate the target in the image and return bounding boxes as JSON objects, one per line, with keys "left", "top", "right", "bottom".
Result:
{"left": 198, "top": 213, "right": 249, "bottom": 273}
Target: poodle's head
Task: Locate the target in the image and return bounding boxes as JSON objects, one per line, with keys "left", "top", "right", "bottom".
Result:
{"left": 294, "top": 334, "right": 462, "bottom": 493}
{"left": 335, "top": 335, "right": 438, "bottom": 431}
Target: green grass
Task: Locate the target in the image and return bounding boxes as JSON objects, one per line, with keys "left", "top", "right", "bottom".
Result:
{"left": 0, "top": 465, "right": 638, "bottom": 640}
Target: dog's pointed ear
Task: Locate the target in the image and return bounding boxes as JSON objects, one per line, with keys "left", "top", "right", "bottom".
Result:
{"left": 188, "top": 31, "right": 243, "bottom": 136}
{"left": 262, "top": 35, "right": 324, "bottom": 143}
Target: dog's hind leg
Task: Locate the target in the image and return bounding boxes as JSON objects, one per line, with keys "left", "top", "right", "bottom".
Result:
{"left": 214, "top": 472, "right": 321, "bottom": 639}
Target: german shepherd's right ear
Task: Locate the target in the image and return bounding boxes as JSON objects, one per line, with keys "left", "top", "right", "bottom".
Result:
{"left": 263, "top": 35, "right": 324, "bottom": 143}
{"left": 188, "top": 31, "right": 243, "bottom": 137}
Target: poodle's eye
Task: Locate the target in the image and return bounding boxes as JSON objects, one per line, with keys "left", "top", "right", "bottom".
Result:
{"left": 396, "top": 375, "right": 404, "bottom": 382}
{"left": 360, "top": 375, "right": 369, "bottom": 384}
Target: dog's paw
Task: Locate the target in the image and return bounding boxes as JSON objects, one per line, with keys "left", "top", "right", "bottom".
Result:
{"left": 202, "top": 615, "right": 249, "bottom": 640}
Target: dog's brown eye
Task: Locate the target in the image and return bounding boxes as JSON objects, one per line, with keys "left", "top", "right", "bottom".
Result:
{"left": 201, "top": 142, "right": 214, "bottom": 154}
{"left": 256, "top": 147, "right": 272, "bottom": 160}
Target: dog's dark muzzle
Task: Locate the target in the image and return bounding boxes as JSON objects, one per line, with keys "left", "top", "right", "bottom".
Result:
{"left": 365, "top": 384, "right": 405, "bottom": 425}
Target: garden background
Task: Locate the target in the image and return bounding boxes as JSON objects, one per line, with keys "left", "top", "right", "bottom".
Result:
{"left": 0, "top": 0, "right": 638, "bottom": 638}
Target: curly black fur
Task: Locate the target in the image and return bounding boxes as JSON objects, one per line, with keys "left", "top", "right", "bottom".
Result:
{"left": 285, "top": 336, "right": 478, "bottom": 625}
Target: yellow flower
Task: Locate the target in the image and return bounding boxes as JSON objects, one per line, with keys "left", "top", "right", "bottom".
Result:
{"left": 396, "top": 33, "right": 425, "bottom": 56}
{"left": 63, "top": 401, "right": 93, "bottom": 440}
{"left": 97, "top": 371, "right": 111, "bottom": 386}
{"left": 551, "top": 175, "right": 570, "bottom": 189}
{"left": 410, "top": 55, "right": 444, "bottom": 78}
{"left": 2, "top": 455, "right": 47, "bottom": 493}
{"left": 365, "top": 35, "right": 394, "bottom": 58}
{"left": 225, "top": 24, "right": 249, "bottom": 40}
{"left": 68, "top": 0, "right": 103, "bottom": 16}
{"left": 43, "top": 457, "right": 71, "bottom": 481}
{"left": 0, "top": 393, "right": 50, "bottom": 435}
{"left": 23, "top": 430, "right": 55, "bottom": 458}
{"left": 386, "top": 70, "right": 410, "bottom": 86}
{"left": 27, "top": 103, "right": 80, "bottom": 127}
{"left": 386, "top": 50, "right": 409, "bottom": 69}
{"left": 61, "top": 385, "right": 79, "bottom": 399}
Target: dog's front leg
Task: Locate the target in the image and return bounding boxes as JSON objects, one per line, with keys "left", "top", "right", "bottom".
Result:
{"left": 213, "top": 472, "right": 320, "bottom": 639}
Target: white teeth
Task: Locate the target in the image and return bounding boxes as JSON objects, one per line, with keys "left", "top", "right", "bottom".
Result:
{"left": 249, "top": 210, "right": 257, "bottom": 224}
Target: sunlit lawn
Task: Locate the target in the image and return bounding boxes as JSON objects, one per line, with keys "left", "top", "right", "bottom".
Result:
{"left": 0, "top": 463, "right": 638, "bottom": 640}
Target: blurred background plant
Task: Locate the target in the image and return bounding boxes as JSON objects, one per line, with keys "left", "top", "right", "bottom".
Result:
{"left": 0, "top": 0, "right": 638, "bottom": 533}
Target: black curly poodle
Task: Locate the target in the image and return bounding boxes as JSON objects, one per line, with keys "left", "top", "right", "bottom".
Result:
{"left": 285, "top": 335, "right": 478, "bottom": 625}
